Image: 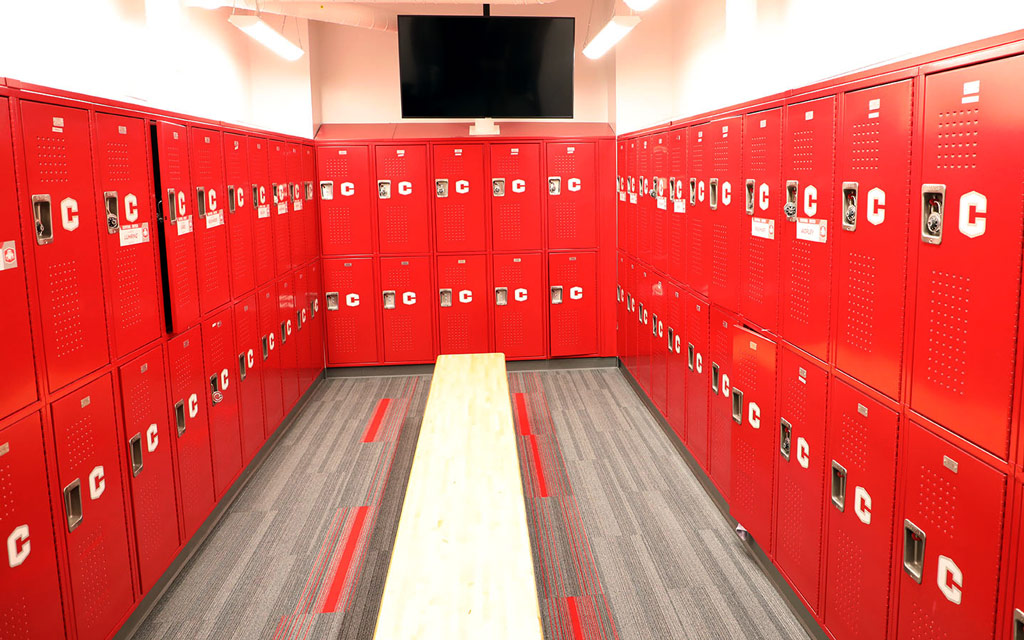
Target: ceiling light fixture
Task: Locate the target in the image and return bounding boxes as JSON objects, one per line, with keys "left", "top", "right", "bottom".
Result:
{"left": 228, "top": 14, "right": 305, "bottom": 61}
{"left": 583, "top": 16, "right": 641, "bottom": 60}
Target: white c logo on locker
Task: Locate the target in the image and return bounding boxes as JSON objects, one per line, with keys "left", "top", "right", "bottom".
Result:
{"left": 125, "top": 193, "right": 139, "bottom": 223}
{"left": 867, "top": 187, "right": 885, "bottom": 225}
{"left": 512, "top": 179, "right": 526, "bottom": 193}
{"left": 403, "top": 292, "right": 416, "bottom": 305}
{"left": 759, "top": 183, "right": 770, "bottom": 211}
{"left": 340, "top": 182, "right": 355, "bottom": 196}
{"left": 937, "top": 556, "right": 963, "bottom": 605}
{"left": 89, "top": 466, "right": 105, "bottom": 500}
{"left": 7, "top": 525, "right": 30, "bottom": 568}
{"left": 188, "top": 393, "right": 199, "bottom": 418}
{"left": 455, "top": 180, "right": 470, "bottom": 194}
{"left": 721, "top": 181, "right": 732, "bottom": 206}
{"left": 346, "top": 293, "right": 360, "bottom": 307}
{"left": 796, "top": 437, "right": 810, "bottom": 469}
{"left": 854, "top": 486, "right": 872, "bottom": 524}
{"left": 147, "top": 424, "right": 159, "bottom": 452}
{"left": 570, "top": 287, "right": 583, "bottom": 300}
{"left": 804, "top": 186, "right": 818, "bottom": 217}
{"left": 61, "top": 197, "right": 79, "bottom": 231}
{"left": 459, "top": 290, "right": 472, "bottom": 303}
{"left": 514, "top": 288, "right": 528, "bottom": 302}
{"left": 398, "top": 181, "right": 413, "bottom": 196}
{"left": 959, "top": 191, "right": 987, "bottom": 238}
{"left": 748, "top": 402, "right": 760, "bottom": 429}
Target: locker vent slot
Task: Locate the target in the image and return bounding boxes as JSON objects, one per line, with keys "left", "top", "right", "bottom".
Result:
{"left": 36, "top": 135, "right": 70, "bottom": 182}
{"left": 924, "top": 269, "right": 970, "bottom": 396}
{"left": 934, "top": 106, "right": 980, "bottom": 169}
{"left": 840, "top": 252, "right": 878, "bottom": 354}
{"left": 850, "top": 119, "right": 882, "bottom": 171}
{"left": 791, "top": 128, "right": 815, "bottom": 172}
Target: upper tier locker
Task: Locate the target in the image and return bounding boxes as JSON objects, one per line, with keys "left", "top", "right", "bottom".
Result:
{"left": 637, "top": 136, "right": 652, "bottom": 264}
{"left": 686, "top": 124, "right": 710, "bottom": 298}
{"left": 666, "top": 129, "right": 686, "bottom": 283}
{"left": 626, "top": 138, "right": 638, "bottom": 257}
{"left": 247, "top": 137, "right": 277, "bottom": 286}
{"left": 301, "top": 145, "right": 319, "bottom": 264}
{"left": 376, "top": 145, "right": 430, "bottom": 255}
{"left": 287, "top": 142, "right": 307, "bottom": 267}
{"left": 706, "top": 117, "right": 742, "bottom": 313}
{"left": 650, "top": 134, "right": 669, "bottom": 274}
{"left": 223, "top": 131, "right": 257, "bottom": 297}
{"left": 616, "top": 140, "right": 627, "bottom": 252}
{"left": 270, "top": 140, "right": 292, "bottom": 275}
{"left": 489, "top": 142, "right": 542, "bottom": 251}
{"left": 547, "top": 141, "right": 597, "bottom": 249}
{"left": 319, "top": 145, "right": 374, "bottom": 255}
{"left": 434, "top": 143, "right": 486, "bottom": 253}
{"left": 189, "top": 126, "right": 231, "bottom": 315}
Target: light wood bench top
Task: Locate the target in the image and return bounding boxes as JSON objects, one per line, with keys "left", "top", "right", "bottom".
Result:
{"left": 373, "top": 353, "right": 543, "bottom": 640}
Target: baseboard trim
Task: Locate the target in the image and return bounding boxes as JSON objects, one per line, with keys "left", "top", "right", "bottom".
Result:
{"left": 326, "top": 356, "right": 618, "bottom": 378}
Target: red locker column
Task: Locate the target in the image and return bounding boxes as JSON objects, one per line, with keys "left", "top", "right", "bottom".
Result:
{"left": 301, "top": 146, "right": 319, "bottom": 265}
{"left": 21, "top": 101, "right": 109, "bottom": 391}
{"left": 616, "top": 253, "right": 627, "bottom": 361}
{"left": 547, "top": 141, "right": 597, "bottom": 249}
{"left": 287, "top": 143, "right": 307, "bottom": 268}
{"left": 822, "top": 378, "right": 899, "bottom": 640}
{"left": 910, "top": 55, "right": 1024, "bottom": 460}
{"left": 774, "top": 346, "right": 829, "bottom": 613}
{"left": 293, "top": 267, "right": 314, "bottom": 392}
{"left": 270, "top": 140, "right": 292, "bottom": 275}
{"left": 625, "top": 259, "right": 637, "bottom": 376}
{"left": 684, "top": 293, "right": 710, "bottom": 467}
{"left": 708, "top": 306, "right": 736, "bottom": 500}
{"left": 324, "top": 257, "right": 379, "bottom": 365}
{"left": 637, "top": 136, "right": 652, "bottom": 264}
{"left": 376, "top": 145, "right": 430, "bottom": 255}
{"left": 95, "top": 112, "right": 162, "bottom": 359}
{"left": 780, "top": 97, "right": 835, "bottom": 363}
{"left": 319, "top": 145, "right": 374, "bottom": 256}
{"left": 248, "top": 137, "right": 276, "bottom": 286}
{"left": 434, "top": 144, "right": 486, "bottom": 253}
{"left": 706, "top": 117, "right": 742, "bottom": 313}
{"left": 202, "top": 307, "right": 243, "bottom": 497}
{"left": 51, "top": 375, "right": 134, "bottom": 640}
{"left": 118, "top": 345, "right": 180, "bottom": 594}
{"left": 549, "top": 252, "right": 598, "bottom": 357}
{"left": 649, "top": 273, "right": 667, "bottom": 414}
{"left": 155, "top": 120, "right": 200, "bottom": 333}
{"left": 667, "top": 129, "right": 687, "bottom": 283}
{"left": 740, "top": 108, "right": 782, "bottom": 332}
{"left": 651, "top": 134, "right": 670, "bottom": 274}
{"left": 626, "top": 139, "right": 638, "bottom": 257}
{"left": 277, "top": 275, "right": 300, "bottom": 411}
{"left": 305, "top": 261, "right": 325, "bottom": 378}
{"left": 616, "top": 141, "right": 627, "bottom": 252}
{"left": 729, "top": 325, "right": 777, "bottom": 548}
{"left": 490, "top": 143, "right": 542, "bottom": 251}
{"left": 634, "top": 265, "right": 652, "bottom": 392}
{"left": 257, "top": 285, "right": 285, "bottom": 433}
{"left": 665, "top": 280, "right": 686, "bottom": 443}
{"left": 437, "top": 254, "right": 490, "bottom": 354}
{"left": 223, "top": 132, "right": 256, "bottom": 297}
{"left": 233, "top": 294, "right": 266, "bottom": 464}
{"left": 687, "top": 124, "right": 710, "bottom": 297}
{"left": 896, "top": 422, "right": 1007, "bottom": 640}
{"left": 1009, "top": 486, "right": 1023, "bottom": 640}
{"left": 167, "top": 327, "right": 215, "bottom": 538}
{"left": 189, "top": 127, "right": 231, "bottom": 314}
{"left": 0, "top": 412, "right": 66, "bottom": 638}
{"left": 493, "top": 253, "right": 545, "bottom": 360}
{"left": 380, "top": 256, "right": 434, "bottom": 363}
{"left": 0, "top": 96, "right": 37, "bottom": 419}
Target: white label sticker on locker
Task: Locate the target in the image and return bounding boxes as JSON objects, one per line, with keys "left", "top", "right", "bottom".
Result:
{"left": 567, "top": 147, "right": 575, "bottom": 154}
{"left": 397, "top": 149, "right": 406, "bottom": 157}
{"left": 119, "top": 223, "right": 150, "bottom": 247}
{"left": 53, "top": 117, "right": 64, "bottom": 127}
{"left": 0, "top": 240, "right": 18, "bottom": 271}
{"left": 206, "top": 211, "right": 225, "bottom": 229}
{"left": 81, "top": 396, "right": 91, "bottom": 408}
{"left": 258, "top": 205, "right": 270, "bottom": 218}
{"left": 0, "top": 442, "right": 8, "bottom": 457}
{"left": 805, "top": 110, "right": 814, "bottom": 120}
{"left": 511, "top": 148, "right": 519, "bottom": 155}
{"left": 760, "top": 119, "right": 766, "bottom": 128}
{"left": 176, "top": 216, "right": 193, "bottom": 235}
{"left": 513, "top": 258, "right": 521, "bottom": 263}
{"left": 869, "top": 99, "right": 881, "bottom": 110}
{"left": 620, "top": 193, "right": 626, "bottom": 201}
{"left": 630, "top": 194, "right": 637, "bottom": 204}
{"left": 293, "top": 199, "right": 303, "bottom": 211}
{"left": 458, "top": 259, "right": 466, "bottom": 264}
{"left": 674, "top": 200, "right": 685, "bottom": 213}
{"left": 796, "top": 218, "right": 828, "bottom": 243}
{"left": 118, "top": 126, "right": 127, "bottom": 135}
{"left": 454, "top": 149, "right": 462, "bottom": 156}
{"left": 751, "top": 217, "right": 775, "bottom": 240}
{"left": 657, "top": 197, "right": 667, "bottom": 210}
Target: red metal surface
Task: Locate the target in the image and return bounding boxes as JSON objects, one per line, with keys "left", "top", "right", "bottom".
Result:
{"left": 706, "top": 117, "right": 742, "bottom": 313}
{"left": 624, "top": 258, "right": 637, "bottom": 376}
{"left": 301, "top": 145, "right": 320, "bottom": 265}
{"left": 317, "top": 144, "right": 374, "bottom": 256}
{"left": 616, "top": 141, "right": 627, "bottom": 252}
{"left": 437, "top": 254, "right": 490, "bottom": 355}
{"left": 257, "top": 284, "right": 285, "bottom": 434}
{"left": 649, "top": 271, "right": 667, "bottom": 414}
{"left": 269, "top": 140, "right": 292, "bottom": 275}
{"left": 202, "top": 306, "right": 243, "bottom": 497}
{"left": 233, "top": 294, "right": 266, "bottom": 464}
{"left": 626, "top": 138, "right": 638, "bottom": 258}
{"left": 433, "top": 144, "right": 486, "bottom": 253}
{"left": 376, "top": 145, "right": 430, "bottom": 255}
{"left": 323, "top": 257, "right": 379, "bottom": 365}
{"left": 636, "top": 136, "right": 652, "bottom": 265}
{"left": 189, "top": 126, "right": 231, "bottom": 314}
{"left": 223, "top": 131, "right": 256, "bottom": 298}
{"left": 493, "top": 252, "right": 545, "bottom": 360}
{"left": 549, "top": 251, "right": 598, "bottom": 357}
{"left": 293, "top": 267, "right": 314, "bottom": 393}
{"left": 286, "top": 143, "right": 306, "bottom": 269}
{"left": 708, "top": 305, "right": 737, "bottom": 500}
{"left": 490, "top": 142, "right": 543, "bottom": 251}
{"left": 739, "top": 108, "right": 782, "bottom": 332}
{"left": 665, "top": 279, "right": 686, "bottom": 443}
{"left": 634, "top": 265, "right": 652, "bottom": 393}
{"left": 305, "top": 260, "right": 325, "bottom": 378}
{"left": 247, "top": 136, "right": 276, "bottom": 286}
{"left": 686, "top": 124, "right": 710, "bottom": 298}
{"left": 684, "top": 292, "right": 710, "bottom": 468}
{"left": 379, "top": 256, "right": 435, "bottom": 363}
{"left": 650, "top": 132, "right": 670, "bottom": 274}
{"left": 666, "top": 128, "right": 686, "bottom": 283}
{"left": 155, "top": 120, "right": 200, "bottom": 333}
{"left": 277, "top": 274, "right": 300, "bottom": 412}
{"left": 616, "top": 253, "right": 627, "bottom": 362}
{"left": 547, "top": 141, "right": 597, "bottom": 249}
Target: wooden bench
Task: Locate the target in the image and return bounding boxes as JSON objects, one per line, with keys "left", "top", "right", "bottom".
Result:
{"left": 373, "top": 353, "right": 543, "bottom": 640}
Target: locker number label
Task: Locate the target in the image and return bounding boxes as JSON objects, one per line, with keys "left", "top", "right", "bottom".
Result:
{"left": 796, "top": 219, "right": 828, "bottom": 243}
{"left": 751, "top": 217, "right": 775, "bottom": 240}
{"left": 0, "top": 241, "right": 18, "bottom": 270}
{"left": 7, "top": 524, "right": 30, "bottom": 568}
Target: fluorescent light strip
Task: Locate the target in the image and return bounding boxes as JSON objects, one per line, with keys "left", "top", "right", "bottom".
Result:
{"left": 228, "top": 14, "right": 304, "bottom": 61}
{"left": 583, "top": 16, "right": 641, "bottom": 60}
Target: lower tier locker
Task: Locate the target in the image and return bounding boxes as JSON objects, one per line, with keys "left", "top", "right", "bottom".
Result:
{"left": 635, "top": 265, "right": 652, "bottom": 393}
{"left": 1010, "top": 486, "right": 1023, "bottom": 640}
{"left": 202, "top": 307, "right": 243, "bottom": 498}
{"left": 649, "top": 273, "right": 668, "bottom": 415}
{"left": 493, "top": 253, "right": 545, "bottom": 360}
{"left": 51, "top": 375, "right": 134, "bottom": 640}
{"left": 708, "top": 306, "right": 736, "bottom": 500}
{"left": 380, "top": 256, "right": 435, "bottom": 364}
{"left": 616, "top": 255, "right": 627, "bottom": 365}
{"left": 118, "top": 346, "right": 181, "bottom": 595}
{"left": 258, "top": 285, "right": 285, "bottom": 435}
{"left": 665, "top": 280, "right": 686, "bottom": 444}
{"left": 0, "top": 412, "right": 66, "bottom": 638}
{"left": 821, "top": 378, "right": 899, "bottom": 640}
{"left": 549, "top": 251, "right": 598, "bottom": 357}
{"left": 277, "top": 275, "right": 301, "bottom": 413}
{"left": 437, "top": 254, "right": 490, "bottom": 355}
{"left": 167, "top": 327, "right": 216, "bottom": 539}
{"left": 293, "top": 268, "right": 314, "bottom": 393}
{"left": 323, "top": 257, "right": 379, "bottom": 366}
{"left": 234, "top": 295, "right": 267, "bottom": 464}
{"left": 896, "top": 421, "right": 1007, "bottom": 640}
{"left": 305, "top": 261, "right": 325, "bottom": 379}
{"left": 624, "top": 260, "right": 637, "bottom": 377}
{"left": 684, "top": 293, "right": 710, "bottom": 468}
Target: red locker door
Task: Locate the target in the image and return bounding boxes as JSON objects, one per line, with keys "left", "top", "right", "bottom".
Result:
{"left": 651, "top": 134, "right": 670, "bottom": 274}
{"left": 155, "top": 120, "right": 200, "bottom": 333}
{"left": 685, "top": 293, "right": 710, "bottom": 467}
{"left": 305, "top": 260, "right": 325, "bottom": 378}
{"left": 708, "top": 306, "right": 736, "bottom": 500}
{"left": 380, "top": 256, "right": 434, "bottom": 363}
{"left": 649, "top": 274, "right": 667, "bottom": 414}
{"left": 616, "top": 141, "right": 627, "bottom": 252}
{"left": 51, "top": 375, "right": 134, "bottom": 640}
{"left": 118, "top": 345, "right": 180, "bottom": 594}
{"left": 248, "top": 137, "right": 276, "bottom": 286}
{"left": 626, "top": 139, "right": 638, "bottom": 257}
{"left": 434, "top": 144, "right": 485, "bottom": 253}
{"left": 95, "top": 112, "right": 162, "bottom": 359}
{"left": 0, "top": 96, "right": 37, "bottom": 419}
{"left": 897, "top": 422, "right": 1007, "bottom": 640}
{"left": 202, "top": 307, "right": 242, "bottom": 497}
{"left": 822, "top": 378, "right": 899, "bottom": 640}
{"left": 635, "top": 265, "right": 652, "bottom": 392}
{"left": 0, "top": 412, "right": 66, "bottom": 639}
{"left": 270, "top": 140, "right": 292, "bottom": 275}
{"left": 258, "top": 285, "right": 285, "bottom": 433}
{"left": 319, "top": 145, "right": 373, "bottom": 255}
{"left": 780, "top": 97, "right": 835, "bottom": 363}
{"left": 1010, "top": 487, "right": 1023, "bottom": 640}
{"left": 376, "top": 145, "right": 430, "bottom": 255}
{"left": 233, "top": 295, "right": 266, "bottom": 464}
{"left": 550, "top": 252, "right": 598, "bottom": 357}
{"left": 706, "top": 117, "right": 742, "bottom": 312}
{"left": 293, "top": 267, "right": 314, "bottom": 392}
{"left": 490, "top": 143, "right": 542, "bottom": 251}
{"left": 617, "top": 253, "right": 627, "bottom": 361}
{"left": 324, "top": 257, "right": 379, "bottom": 365}
{"left": 667, "top": 129, "right": 687, "bottom": 283}
{"left": 729, "top": 325, "right": 777, "bottom": 548}
{"left": 167, "top": 326, "right": 216, "bottom": 538}
{"left": 437, "top": 254, "right": 489, "bottom": 354}
{"left": 189, "top": 126, "right": 231, "bottom": 314}
{"left": 287, "top": 143, "right": 307, "bottom": 268}
{"left": 277, "top": 275, "right": 300, "bottom": 411}
{"left": 301, "top": 146, "right": 319, "bottom": 265}
{"left": 637, "top": 136, "right": 652, "bottom": 264}
{"left": 547, "top": 141, "right": 597, "bottom": 249}
{"left": 740, "top": 108, "right": 782, "bottom": 332}
{"left": 21, "top": 101, "right": 109, "bottom": 391}
{"left": 665, "top": 280, "right": 686, "bottom": 443}
{"left": 910, "top": 56, "right": 1024, "bottom": 459}
{"left": 687, "top": 124, "right": 710, "bottom": 297}
{"left": 775, "top": 347, "right": 829, "bottom": 612}
{"left": 625, "top": 259, "right": 637, "bottom": 376}
{"left": 493, "top": 253, "right": 545, "bottom": 360}
{"left": 223, "top": 132, "right": 256, "bottom": 297}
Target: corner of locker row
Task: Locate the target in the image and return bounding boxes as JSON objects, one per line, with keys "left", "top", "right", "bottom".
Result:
{"left": 616, "top": 52, "right": 1024, "bottom": 640}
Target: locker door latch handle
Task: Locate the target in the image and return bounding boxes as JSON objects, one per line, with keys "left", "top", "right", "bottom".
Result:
{"left": 841, "top": 182, "right": 858, "bottom": 231}
{"left": 174, "top": 400, "right": 187, "bottom": 436}
{"left": 279, "top": 321, "right": 287, "bottom": 344}
{"left": 311, "top": 298, "right": 319, "bottom": 318}
{"left": 129, "top": 433, "right": 144, "bottom": 477}
{"left": 711, "top": 362, "right": 720, "bottom": 394}
{"left": 667, "top": 326, "right": 674, "bottom": 351}
{"left": 780, "top": 418, "right": 792, "bottom": 461}
{"left": 296, "top": 309, "right": 304, "bottom": 330}
{"left": 731, "top": 387, "right": 743, "bottom": 424}
{"left": 383, "top": 290, "right": 396, "bottom": 310}
{"left": 377, "top": 180, "right": 391, "bottom": 199}
{"left": 669, "top": 177, "right": 676, "bottom": 202}
{"left": 616, "top": 285, "right": 623, "bottom": 303}
{"left": 271, "top": 182, "right": 279, "bottom": 203}
{"left": 166, "top": 188, "right": 178, "bottom": 223}
{"left": 227, "top": 185, "right": 237, "bottom": 213}
{"left": 1013, "top": 608, "right": 1024, "bottom": 640}
{"left": 709, "top": 178, "right": 719, "bottom": 211}
{"left": 784, "top": 181, "right": 799, "bottom": 221}
{"left": 104, "top": 191, "right": 120, "bottom": 234}
{"left": 196, "top": 187, "right": 207, "bottom": 218}
{"left": 649, "top": 175, "right": 658, "bottom": 198}
{"left": 492, "top": 178, "right": 505, "bottom": 197}
{"left": 551, "top": 286, "right": 563, "bottom": 304}
{"left": 326, "top": 292, "right": 339, "bottom": 311}
{"left": 305, "top": 181, "right": 314, "bottom": 201}
{"left": 548, "top": 176, "right": 561, "bottom": 196}
{"left": 745, "top": 179, "right": 755, "bottom": 215}
{"left": 689, "top": 178, "right": 696, "bottom": 206}
{"left": 439, "top": 288, "right": 453, "bottom": 308}
{"left": 210, "top": 374, "right": 223, "bottom": 405}
{"left": 435, "top": 179, "right": 449, "bottom": 198}
{"left": 495, "top": 287, "right": 508, "bottom": 306}
{"left": 261, "top": 336, "right": 270, "bottom": 361}
{"left": 651, "top": 313, "right": 659, "bottom": 337}
{"left": 32, "top": 194, "right": 53, "bottom": 245}
{"left": 238, "top": 352, "right": 248, "bottom": 381}
{"left": 903, "top": 519, "right": 926, "bottom": 584}
{"left": 921, "top": 184, "right": 946, "bottom": 245}
{"left": 319, "top": 180, "right": 334, "bottom": 200}
{"left": 687, "top": 343, "right": 695, "bottom": 371}
{"left": 830, "top": 460, "right": 848, "bottom": 511}
{"left": 63, "top": 479, "right": 83, "bottom": 533}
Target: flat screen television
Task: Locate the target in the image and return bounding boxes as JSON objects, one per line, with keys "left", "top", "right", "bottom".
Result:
{"left": 397, "top": 15, "right": 574, "bottom": 119}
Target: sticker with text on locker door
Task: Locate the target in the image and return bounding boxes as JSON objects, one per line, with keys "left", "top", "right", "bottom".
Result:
{"left": 118, "top": 222, "right": 150, "bottom": 247}
{"left": 796, "top": 218, "right": 827, "bottom": 243}
{"left": 752, "top": 217, "right": 775, "bottom": 240}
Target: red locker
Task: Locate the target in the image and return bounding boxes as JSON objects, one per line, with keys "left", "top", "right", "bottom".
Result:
{"left": 257, "top": 285, "right": 285, "bottom": 433}
{"left": 708, "top": 306, "right": 736, "bottom": 499}
{"left": 0, "top": 412, "right": 66, "bottom": 639}
{"left": 651, "top": 134, "right": 670, "bottom": 274}
{"left": 822, "top": 378, "right": 900, "bottom": 640}
{"left": 635, "top": 265, "right": 652, "bottom": 393}
{"left": 626, "top": 138, "right": 638, "bottom": 257}
{"left": 684, "top": 293, "right": 710, "bottom": 467}
{"left": 490, "top": 143, "right": 542, "bottom": 251}
{"left": 269, "top": 140, "right": 292, "bottom": 275}
{"left": 380, "top": 256, "right": 434, "bottom": 363}
{"left": 94, "top": 112, "right": 162, "bottom": 359}
{"left": 665, "top": 280, "right": 686, "bottom": 443}
{"left": 233, "top": 294, "right": 266, "bottom": 464}
{"left": 189, "top": 126, "right": 231, "bottom": 314}
{"left": 202, "top": 307, "right": 243, "bottom": 497}
{"left": 774, "top": 347, "right": 829, "bottom": 612}
{"left": 729, "top": 324, "right": 777, "bottom": 548}
{"left": 706, "top": 117, "right": 742, "bottom": 312}
{"left": 277, "top": 275, "right": 301, "bottom": 411}
{"left": 624, "top": 259, "right": 637, "bottom": 377}
{"left": 780, "top": 97, "right": 835, "bottom": 363}
{"left": 118, "top": 345, "right": 180, "bottom": 594}
{"left": 686, "top": 124, "right": 710, "bottom": 297}
{"left": 293, "top": 267, "right": 314, "bottom": 393}
{"left": 739, "top": 108, "right": 782, "bottom": 332}
{"left": 287, "top": 143, "right": 307, "bottom": 268}
{"left": 0, "top": 96, "right": 37, "bottom": 419}
{"left": 649, "top": 273, "right": 667, "bottom": 414}
{"left": 616, "top": 141, "right": 627, "bottom": 252}
{"left": 305, "top": 260, "right": 325, "bottom": 378}
{"left": 909, "top": 55, "right": 1024, "bottom": 460}
{"left": 248, "top": 137, "right": 276, "bottom": 286}
{"left": 493, "top": 253, "right": 545, "bottom": 360}
{"left": 376, "top": 145, "right": 430, "bottom": 255}
{"left": 21, "top": 101, "right": 109, "bottom": 391}
{"left": 434, "top": 144, "right": 486, "bottom": 253}
{"left": 155, "top": 120, "right": 200, "bottom": 333}
{"left": 319, "top": 145, "right": 373, "bottom": 255}
{"left": 301, "top": 146, "right": 319, "bottom": 265}
{"left": 51, "top": 375, "right": 134, "bottom": 640}
{"left": 223, "top": 131, "right": 256, "bottom": 297}
{"left": 437, "top": 254, "right": 490, "bottom": 354}
{"left": 549, "top": 251, "right": 598, "bottom": 357}
{"left": 896, "top": 421, "right": 1007, "bottom": 640}
{"left": 667, "top": 129, "right": 687, "bottom": 283}
{"left": 637, "top": 136, "right": 652, "bottom": 264}
{"left": 617, "top": 253, "right": 627, "bottom": 362}
{"left": 1009, "top": 487, "right": 1023, "bottom": 640}
{"left": 324, "top": 257, "right": 379, "bottom": 365}
{"left": 547, "top": 141, "right": 597, "bottom": 249}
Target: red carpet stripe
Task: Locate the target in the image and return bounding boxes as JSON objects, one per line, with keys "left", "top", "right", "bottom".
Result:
{"left": 515, "top": 392, "right": 532, "bottom": 435}
{"left": 566, "top": 596, "right": 585, "bottom": 640}
{"left": 320, "top": 506, "right": 370, "bottom": 613}
{"left": 361, "top": 398, "right": 391, "bottom": 442}
{"left": 527, "top": 434, "right": 549, "bottom": 497}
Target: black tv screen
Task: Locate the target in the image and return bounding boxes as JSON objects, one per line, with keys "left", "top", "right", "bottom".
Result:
{"left": 398, "top": 15, "right": 574, "bottom": 119}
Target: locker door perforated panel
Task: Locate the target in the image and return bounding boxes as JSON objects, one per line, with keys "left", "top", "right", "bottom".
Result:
{"left": 155, "top": 120, "right": 200, "bottom": 333}
{"left": 707, "top": 117, "right": 742, "bottom": 312}
{"left": 95, "top": 112, "right": 162, "bottom": 359}
{"left": 667, "top": 129, "right": 687, "bottom": 283}
{"left": 616, "top": 254, "right": 627, "bottom": 362}
{"left": 247, "top": 137, "right": 276, "bottom": 286}
{"left": 118, "top": 345, "right": 180, "bottom": 594}
{"left": 287, "top": 143, "right": 307, "bottom": 268}
{"left": 493, "top": 253, "right": 545, "bottom": 360}
{"left": 189, "top": 127, "right": 231, "bottom": 314}
{"left": 626, "top": 139, "right": 638, "bottom": 257}
{"left": 437, "top": 254, "right": 489, "bottom": 354}
{"left": 21, "top": 101, "right": 109, "bottom": 391}
{"left": 687, "top": 125, "right": 711, "bottom": 297}
{"left": 434, "top": 144, "right": 486, "bottom": 253}
{"left": 324, "top": 258, "right": 379, "bottom": 365}
{"left": 740, "top": 108, "right": 782, "bottom": 332}
{"left": 380, "top": 256, "right": 434, "bottom": 363}
{"left": 233, "top": 295, "right": 266, "bottom": 463}
{"left": 277, "top": 275, "right": 300, "bottom": 412}
{"left": 685, "top": 293, "right": 710, "bottom": 468}
{"left": 549, "top": 252, "right": 598, "bottom": 357}
{"left": 637, "top": 136, "right": 652, "bottom": 264}
{"left": 258, "top": 285, "right": 285, "bottom": 434}
{"left": 910, "top": 55, "right": 1024, "bottom": 459}
{"left": 649, "top": 275, "right": 667, "bottom": 413}
{"left": 223, "top": 132, "right": 256, "bottom": 297}
{"left": 708, "top": 306, "right": 736, "bottom": 500}
{"left": 269, "top": 141, "right": 292, "bottom": 275}
{"left": 202, "top": 307, "right": 242, "bottom": 497}
{"left": 634, "top": 266, "right": 652, "bottom": 392}
{"left": 616, "top": 142, "right": 627, "bottom": 252}
{"left": 547, "top": 141, "right": 597, "bottom": 249}
{"left": 651, "top": 135, "right": 670, "bottom": 274}
{"left": 666, "top": 281, "right": 687, "bottom": 443}
{"left": 490, "top": 143, "right": 542, "bottom": 251}
{"left": 376, "top": 145, "right": 430, "bottom": 255}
